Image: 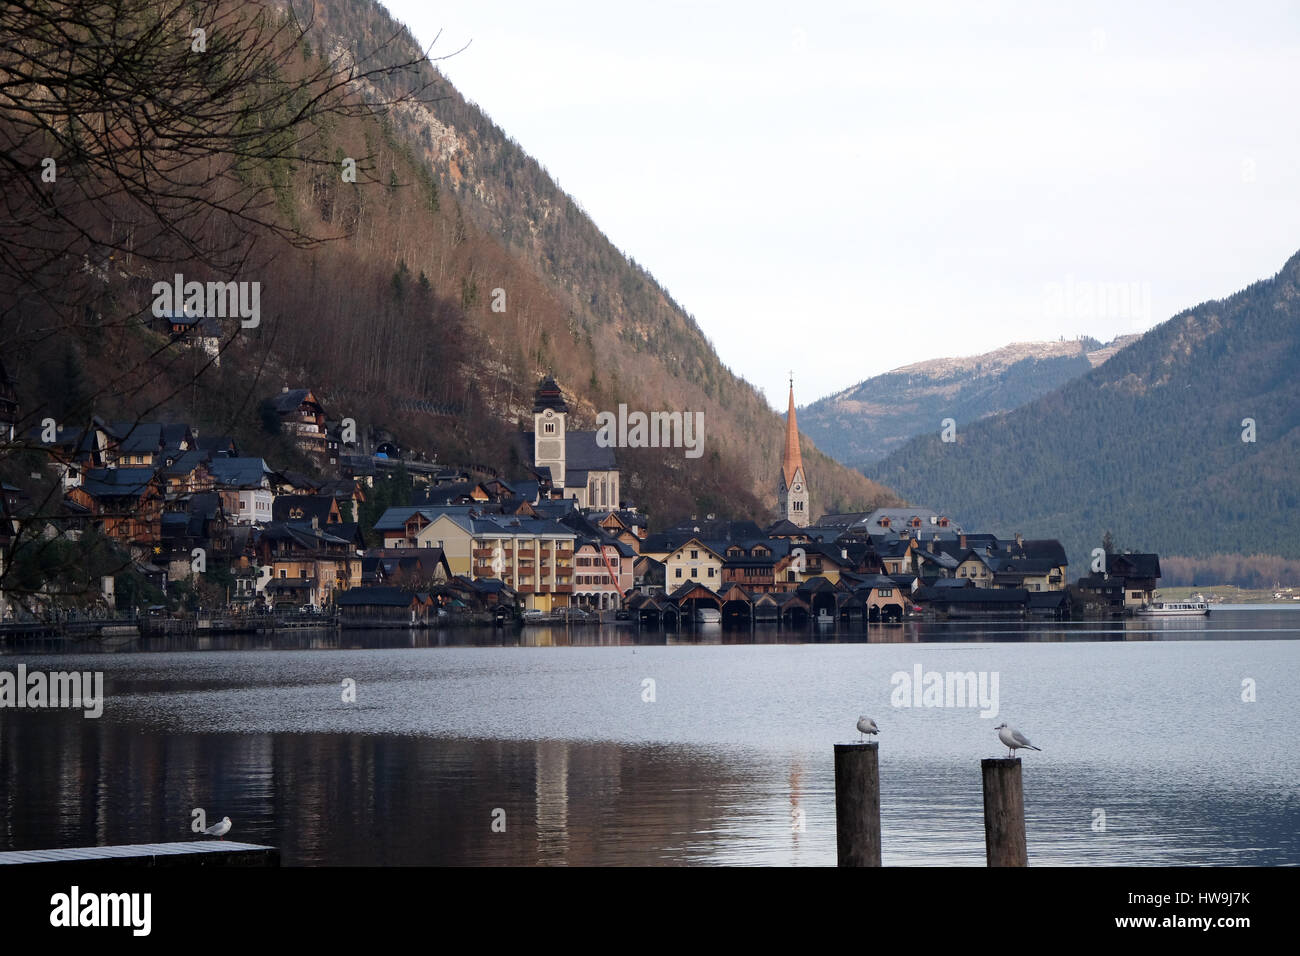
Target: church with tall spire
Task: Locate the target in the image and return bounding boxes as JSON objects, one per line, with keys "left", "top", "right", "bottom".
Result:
{"left": 778, "top": 376, "right": 810, "bottom": 527}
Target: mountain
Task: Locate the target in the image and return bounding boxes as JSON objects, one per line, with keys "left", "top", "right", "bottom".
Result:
{"left": 864, "top": 251, "right": 1300, "bottom": 574}
{"left": 800, "top": 337, "right": 1138, "bottom": 469}
{"left": 0, "top": 0, "right": 901, "bottom": 525}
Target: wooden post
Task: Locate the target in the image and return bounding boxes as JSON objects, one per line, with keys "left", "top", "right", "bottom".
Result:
{"left": 981, "top": 757, "right": 1027, "bottom": 866}
{"left": 834, "top": 742, "right": 881, "bottom": 866}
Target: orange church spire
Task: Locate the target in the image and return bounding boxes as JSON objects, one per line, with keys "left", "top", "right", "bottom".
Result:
{"left": 783, "top": 376, "right": 803, "bottom": 488}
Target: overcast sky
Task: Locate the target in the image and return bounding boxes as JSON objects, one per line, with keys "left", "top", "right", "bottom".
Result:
{"left": 383, "top": 0, "right": 1300, "bottom": 409}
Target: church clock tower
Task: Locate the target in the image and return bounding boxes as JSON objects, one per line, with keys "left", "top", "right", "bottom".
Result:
{"left": 779, "top": 377, "right": 809, "bottom": 527}
{"left": 533, "top": 374, "right": 568, "bottom": 487}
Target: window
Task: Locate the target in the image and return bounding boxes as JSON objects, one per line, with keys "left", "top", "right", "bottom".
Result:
{"left": 707, "top": 567, "right": 715, "bottom": 577}
{"left": 544, "top": 423, "right": 555, "bottom": 435}
{"left": 690, "top": 550, "right": 698, "bottom": 559}
{"left": 675, "top": 568, "right": 682, "bottom": 578}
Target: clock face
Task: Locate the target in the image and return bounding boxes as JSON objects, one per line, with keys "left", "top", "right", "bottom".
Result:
{"left": 544, "top": 409, "right": 553, "bottom": 419}
{"left": 793, "top": 484, "right": 802, "bottom": 492}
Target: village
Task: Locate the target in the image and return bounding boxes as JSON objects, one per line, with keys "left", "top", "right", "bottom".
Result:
{"left": 0, "top": 372, "right": 1165, "bottom": 632}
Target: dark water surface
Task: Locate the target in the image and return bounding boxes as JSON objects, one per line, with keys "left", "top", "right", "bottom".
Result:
{"left": 1, "top": 608, "right": 1297, "bottom": 865}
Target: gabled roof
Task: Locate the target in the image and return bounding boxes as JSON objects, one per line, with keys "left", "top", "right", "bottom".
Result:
{"left": 765, "top": 518, "right": 807, "bottom": 536}
{"left": 108, "top": 422, "right": 163, "bottom": 454}
{"left": 663, "top": 518, "right": 766, "bottom": 540}
{"left": 271, "top": 388, "right": 321, "bottom": 413}
{"left": 1076, "top": 573, "right": 1124, "bottom": 591}
{"left": 667, "top": 581, "right": 722, "bottom": 602}
{"left": 260, "top": 520, "right": 351, "bottom": 549}
{"left": 272, "top": 495, "right": 338, "bottom": 524}
{"left": 563, "top": 431, "right": 617, "bottom": 471}
{"left": 161, "top": 449, "right": 210, "bottom": 476}
{"left": 208, "top": 457, "right": 272, "bottom": 488}
{"left": 373, "top": 506, "right": 436, "bottom": 532}
{"left": 998, "top": 538, "right": 1068, "bottom": 565}
{"left": 160, "top": 423, "right": 192, "bottom": 450}
{"left": 195, "top": 434, "right": 239, "bottom": 456}
{"left": 664, "top": 537, "right": 725, "bottom": 562}
{"left": 1107, "top": 552, "right": 1161, "bottom": 578}
{"left": 80, "top": 467, "right": 156, "bottom": 498}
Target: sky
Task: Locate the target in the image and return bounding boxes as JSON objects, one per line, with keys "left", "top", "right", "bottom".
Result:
{"left": 381, "top": 0, "right": 1300, "bottom": 410}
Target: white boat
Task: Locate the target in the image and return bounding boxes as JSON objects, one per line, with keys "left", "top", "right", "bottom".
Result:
{"left": 1137, "top": 602, "right": 1210, "bottom": 617}
{"left": 694, "top": 607, "right": 721, "bottom": 624}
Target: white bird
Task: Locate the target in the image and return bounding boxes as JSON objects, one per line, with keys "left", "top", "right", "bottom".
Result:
{"left": 995, "top": 723, "right": 1041, "bottom": 758}
{"left": 203, "top": 816, "right": 232, "bottom": 840}
{"left": 856, "top": 716, "right": 879, "bottom": 742}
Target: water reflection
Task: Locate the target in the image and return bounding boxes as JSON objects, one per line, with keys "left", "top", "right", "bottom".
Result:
{"left": 2, "top": 722, "right": 1296, "bottom": 866}
{"left": 0, "top": 608, "right": 1296, "bottom": 865}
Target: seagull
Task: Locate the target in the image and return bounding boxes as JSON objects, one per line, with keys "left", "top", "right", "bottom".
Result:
{"left": 856, "top": 716, "right": 879, "bottom": 742}
{"left": 203, "top": 816, "right": 232, "bottom": 840}
{"left": 995, "top": 723, "right": 1041, "bottom": 758}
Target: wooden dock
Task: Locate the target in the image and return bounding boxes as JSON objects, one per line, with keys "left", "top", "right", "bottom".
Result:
{"left": 0, "top": 841, "right": 279, "bottom": 867}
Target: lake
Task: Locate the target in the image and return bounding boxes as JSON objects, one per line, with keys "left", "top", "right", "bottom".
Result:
{"left": 1, "top": 607, "right": 1297, "bottom": 865}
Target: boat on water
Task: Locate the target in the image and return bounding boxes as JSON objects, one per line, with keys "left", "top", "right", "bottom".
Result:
{"left": 694, "top": 607, "right": 722, "bottom": 624}
{"left": 1137, "top": 601, "right": 1210, "bottom": 617}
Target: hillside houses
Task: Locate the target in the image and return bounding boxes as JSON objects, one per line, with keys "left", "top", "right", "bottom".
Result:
{"left": 0, "top": 364, "right": 1168, "bottom": 624}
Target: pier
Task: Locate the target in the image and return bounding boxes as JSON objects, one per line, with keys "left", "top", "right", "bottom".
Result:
{"left": 0, "top": 841, "right": 279, "bottom": 867}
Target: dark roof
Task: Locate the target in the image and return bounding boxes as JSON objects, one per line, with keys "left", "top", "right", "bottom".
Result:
{"left": 667, "top": 581, "right": 721, "bottom": 601}
{"left": 266, "top": 579, "right": 314, "bottom": 592}
{"left": 999, "top": 538, "right": 1068, "bottom": 565}
{"left": 663, "top": 518, "right": 765, "bottom": 540}
{"left": 195, "top": 434, "right": 239, "bottom": 456}
{"left": 260, "top": 520, "right": 351, "bottom": 549}
{"left": 271, "top": 388, "right": 320, "bottom": 413}
{"left": 160, "top": 423, "right": 192, "bottom": 449}
{"left": 1076, "top": 574, "right": 1124, "bottom": 591}
{"left": 517, "top": 429, "right": 617, "bottom": 476}
{"left": 810, "top": 512, "right": 872, "bottom": 529}
{"left": 532, "top": 375, "right": 569, "bottom": 413}
{"left": 167, "top": 313, "right": 222, "bottom": 337}
{"left": 272, "top": 495, "right": 336, "bottom": 524}
{"left": 108, "top": 422, "right": 163, "bottom": 454}
{"left": 208, "top": 457, "right": 271, "bottom": 488}
{"left": 1107, "top": 552, "right": 1161, "bottom": 579}
{"left": 161, "top": 449, "right": 210, "bottom": 476}
{"left": 81, "top": 467, "right": 156, "bottom": 498}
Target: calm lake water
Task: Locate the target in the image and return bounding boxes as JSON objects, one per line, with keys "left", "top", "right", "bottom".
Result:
{"left": 1, "top": 607, "right": 1297, "bottom": 866}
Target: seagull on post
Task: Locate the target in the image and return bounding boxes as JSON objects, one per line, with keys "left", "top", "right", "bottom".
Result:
{"left": 856, "top": 716, "right": 879, "bottom": 742}
{"left": 995, "top": 723, "right": 1041, "bottom": 758}
{"left": 203, "top": 816, "right": 232, "bottom": 840}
